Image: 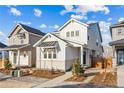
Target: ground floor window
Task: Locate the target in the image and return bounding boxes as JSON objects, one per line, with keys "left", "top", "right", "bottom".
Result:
{"left": 43, "top": 48, "right": 57, "bottom": 59}
{"left": 53, "top": 49, "right": 56, "bottom": 59}
{"left": 44, "top": 51, "right": 47, "bottom": 59}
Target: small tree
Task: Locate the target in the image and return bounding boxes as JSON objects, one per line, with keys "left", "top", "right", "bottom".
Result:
{"left": 4, "top": 59, "right": 12, "bottom": 70}
{"left": 72, "top": 58, "right": 85, "bottom": 76}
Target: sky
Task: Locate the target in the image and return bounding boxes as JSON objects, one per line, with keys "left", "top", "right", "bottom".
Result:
{"left": 0, "top": 5, "right": 124, "bottom": 45}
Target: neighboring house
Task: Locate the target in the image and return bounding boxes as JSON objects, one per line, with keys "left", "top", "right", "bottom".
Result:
{"left": 0, "top": 24, "right": 45, "bottom": 67}
{"left": 34, "top": 18, "right": 103, "bottom": 71}
{"left": 0, "top": 42, "right": 8, "bottom": 59}
{"left": 103, "top": 46, "right": 113, "bottom": 58}
{"left": 110, "top": 21, "right": 124, "bottom": 67}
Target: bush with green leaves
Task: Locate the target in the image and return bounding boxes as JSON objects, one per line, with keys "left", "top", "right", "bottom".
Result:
{"left": 72, "top": 58, "right": 85, "bottom": 76}
{"left": 4, "top": 59, "right": 12, "bottom": 70}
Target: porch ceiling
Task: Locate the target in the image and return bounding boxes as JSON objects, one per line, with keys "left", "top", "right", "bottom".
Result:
{"left": 0, "top": 44, "right": 30, "bottom": 51}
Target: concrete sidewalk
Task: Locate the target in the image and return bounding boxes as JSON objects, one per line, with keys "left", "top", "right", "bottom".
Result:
{"left": 34, "top": 71, "right": 72, "bottom": 88}
{"left": 117, "top": 66, "right": 124, "bottom": 87}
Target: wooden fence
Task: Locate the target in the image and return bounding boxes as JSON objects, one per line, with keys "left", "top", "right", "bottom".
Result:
{"left": 91, "top": 56, "right": 112, "bottom": 69}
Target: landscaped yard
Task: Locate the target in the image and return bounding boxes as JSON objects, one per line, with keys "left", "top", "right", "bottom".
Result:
{"left": 31, "top": 70, "right": 65, "bottom": 79}
{"left": 89, "top": 71, "right": 117, "bottom": 87}
{"left": 65, "top": 75, "right": 86, "bottom": 82}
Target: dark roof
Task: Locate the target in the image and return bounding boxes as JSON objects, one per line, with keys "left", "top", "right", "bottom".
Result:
{"left": 109, "top": 39, "right": 124, "bottom": 46}
{"left": 0, "top": 42, "right": 7, "bottom": 48}
{"left": 111, "top": 21, "right": 124, "bottom": 28}
{"left": 38, "top": 41, "right": 58, "bottom": 47}
{"left": 20, "top": 24, "right": 46, "bottom": 36}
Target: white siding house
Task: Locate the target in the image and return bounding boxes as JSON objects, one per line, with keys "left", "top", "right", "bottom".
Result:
{"left": 34, "top": 18, "right": 103, "bottom": 71}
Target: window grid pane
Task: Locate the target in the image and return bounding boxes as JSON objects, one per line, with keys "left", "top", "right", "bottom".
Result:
{"left": 71, "top": 31, "right": 74, "bottom": 37}
{"left": 76, "top": 31, "right": 79, "bottom": 36}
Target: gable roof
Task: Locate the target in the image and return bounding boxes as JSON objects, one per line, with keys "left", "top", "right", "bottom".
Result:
{"left": 34, "top": 33, "right": 72, "bottom": 47}
{"left": 0, "top": 42, "right": 7, "bottom": 48}
{"left": 8, "top": 23, "right": 45, "bottom": 38}
{"left": 58, "top": 18, "right": 88, "bottom": 31}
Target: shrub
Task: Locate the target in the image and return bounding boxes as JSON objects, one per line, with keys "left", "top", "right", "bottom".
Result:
{"left": 4, "top": 59, "right": 12, "bottom": 70}
{"left": 72, "top": 58, "right": 85, "bottom": 76}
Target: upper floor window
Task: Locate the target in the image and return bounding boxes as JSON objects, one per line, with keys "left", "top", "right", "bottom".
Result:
{"left": 76, "top": 30, "right": 79, "bottom": 36}
{"left": 96, "top": 39, "right": 99, "bottom": 46}
{"left": 117, "top": 28, "right": 123, "bottom": 35}
{"left": 88, "top": 35, "right": 89, "bottom": 40}
{"left": 71, "top": 31, "right": 74, "bottom": 37}
{"left": 66, "top": 32, "right": 70, "bottom": 37}
{"left": 21, "top": 40, "right": 24, "bottom": 44}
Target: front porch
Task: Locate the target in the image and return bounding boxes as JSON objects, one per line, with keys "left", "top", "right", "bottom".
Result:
{"left": 110, "top": 39, "right": 124, "bottom": 67}
{"left": 36, "top": 40, "right": 91, "bottom": 71}
{"left": 0, "top": 44, "right": 32, "bottom": 68}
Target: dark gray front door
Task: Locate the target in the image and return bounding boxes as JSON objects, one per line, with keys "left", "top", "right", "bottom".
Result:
{"left": 117, "top": 50, "right": 124, "bottom": 65}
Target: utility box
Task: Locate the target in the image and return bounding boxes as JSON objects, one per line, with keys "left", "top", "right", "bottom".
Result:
{"left": 11, "top": 70, "right": 22, "bottom": 77}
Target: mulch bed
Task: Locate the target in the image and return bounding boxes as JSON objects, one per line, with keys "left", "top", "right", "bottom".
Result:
{"left": 0, "top": 69, "right": 12, "bottom": 75}
{"left": 31, "top": 70, "right": 65, "bottom": 79}
{"left": 66, "top": 75, "right": 86, "bottom": 82}
{"left": 89, "top": 71, "right": 117, "bottom": 87}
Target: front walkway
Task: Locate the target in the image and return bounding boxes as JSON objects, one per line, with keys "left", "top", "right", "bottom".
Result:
{"left": 34, "top": 71, "right": 72, "bottom": 88}
{"left": 117, "top": 65, "right": 124, "bottom": 87}
{"left": 34, "top": 69, "right": 99, "bottom": 88}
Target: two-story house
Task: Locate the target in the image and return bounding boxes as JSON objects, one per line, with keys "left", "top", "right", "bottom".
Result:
{"left": 110, "top": 21, "right": 124, "bottom": 67}
{"left": 1, "top": 23, "right": 45, "bottom": 67}
{"left": 34, "top": 18, "right": 103, "bottom": 71}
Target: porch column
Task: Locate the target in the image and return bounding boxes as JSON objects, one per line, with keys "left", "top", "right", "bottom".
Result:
{"left": 17, "top": 50, "right": 20, "bottom": 77}
{"left": 112, "top": 46, "right": 117, "bottom": 68}
{"left": 2, "top": 51, "right": 5, "bottom": 68}
{"left": 80, "top": 46, "right": 84, "bottom": 66}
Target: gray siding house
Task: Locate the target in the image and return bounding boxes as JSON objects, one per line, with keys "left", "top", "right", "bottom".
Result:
{"left": 1, "top": 24, "right": 45, "bottom": 67}
{"left": 110, "top": 21, "right": 124, "bottom": 67}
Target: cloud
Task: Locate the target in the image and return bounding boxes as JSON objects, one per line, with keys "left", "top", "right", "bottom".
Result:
{"left": 14, "top": 21, "right": 31, "bottom": 25}
{"left": 34, "top": 8, "right": 42, "bottom": 17}
{"left": 39, "top": 24, "right": 47, "bottom": 28}
{"left": 107, "top": 18, "right": 112, "bottom": 21}
{"left": 118, "top": 17, "right": 124, "bottom": 22}
{"left": 71, "top": 14, "right": 87, "bottom": 20}
{"left": 102, "top": 33, "right": 112, "bottom": 45}
{"left": 60, "top": 5, "right": 110, "bottom": 20}
{"left": 99, "top": 21, "right": 111, "bottom": 33}
{"left": 0, "top": 31, "right": 5, "bottom": 36}
{"left": 60, "top": 5, "right": 74, "bottom": 15}
{"left": 9, "top": 7, "right": 21, "bottom": 16}
{"left": 49, "top": 25, "right": 59, "bottom": 29}
{"left": 98, "top": 21, "right": 112, "bottom": 45}
{"left": 87, "top": 20, "right": 97, "bottom": 24}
